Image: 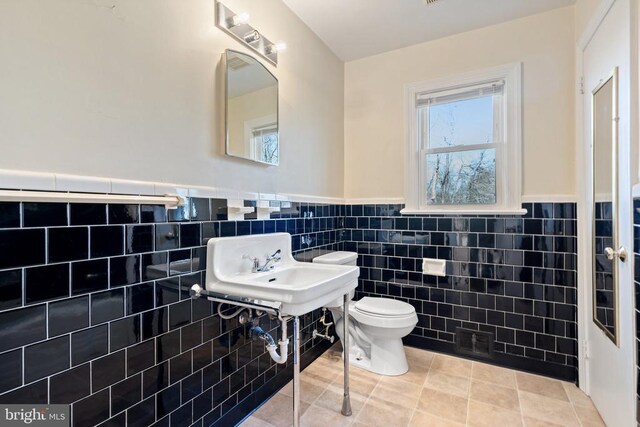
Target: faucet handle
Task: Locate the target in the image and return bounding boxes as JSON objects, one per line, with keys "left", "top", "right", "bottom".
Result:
{"left": 267, "top": 249, "right": 282, "bottom": 260}
{"left": 242, "top": 254, "right": 260, "bottom": 270}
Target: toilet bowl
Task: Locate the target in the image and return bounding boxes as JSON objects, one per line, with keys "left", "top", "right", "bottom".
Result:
{"left": 313, "top": 251, "right": 418, "bottom": 376}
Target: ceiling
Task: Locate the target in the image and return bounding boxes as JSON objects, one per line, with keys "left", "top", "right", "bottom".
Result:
{"left": 282, "top": 0, "right": 576, "bottom": 61}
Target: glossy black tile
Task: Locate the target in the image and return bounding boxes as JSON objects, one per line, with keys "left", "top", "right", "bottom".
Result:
{"left": 0, "top": 202, "right": 20, "bottom": 228}
{"left": 142, "top": 307, "right": 169, "bottom": 340}
{"left": 0, "top": 269, "right": 22, "bottom": 310}
{"left": 180, "top": 223, "right": 201, "bottom": 248}
{"left": 91, "top": 289, "right": 124, "bottom": 324}
{"left": 157, "top": 330, "right": 181, "bottom": 362}
{"left": 169, "top": 351, "right": 192, "bottom": 384}
{"left": 171, "top": 402, "right": 193, "bottom": 427}
{"left": 0, "top": 349, "right": 21, "bottom": 394}
{"left": 72, "top": 324, "right": 108, "bottom": 366}
{"left": 156, "top": 383, "right": 181, "bottom": 418}
{"left": 143, "top": 361, "right": 169, "bottom": 398}
{"left": 156, "top": 223, "right": 179, "bottom": 251}
{"left": 49, "top": 296, "right": 89, "bottom": 336}
{"left": 127, "top": 339, "right": 156, "bottom": 376}
{"left": 48, "top": 226, "right": 88, "bottom": 263}
{"left": 111, "top": 374, "right": 142, "bottom": 414}
{"left": 70, "top": 203, "right": 107, "bottom": 225}
{"left": 141, "top": 205, "right": 167, "bottom": 223}
{"left": 211, "top": 199, "right": 228, "bottom": 221}
{"left": 127, "top": 282, "right": 155, "bottom": 315}
{"left": 50, "top": 363, "right": 91, "bottom": 404}
{"left": 0, "top": 228, "right": 45, "bottom": 269}
{"left": 110, "top": 254, "right": 141, "bottom": 287}
{"left": 190, "top": 198, "right": 211, "bottom": 221}
{"left": 91, "top": 350, "right": 126, "bottom": 392}
{"left": 108, "top": 204, "right": 140, "bottom": 224}
{"left": 0, "top": 379, "right": 48, "bottom": 404}
{"left": 169, "top": 300, "right": 191, "bottom": 330}
{"left": 73, "top": 389, "right": 110, "bottom": 427}
{"left": 23, "top": 202, "right": 67, "bottom": 227}
{"left": 25, "top": 263, "right": 69, "bottom": 304}
{"left": 24, "top": 336, "right": 70, "bottom": 382}
{"left": 110, "top": 315, "right": 141, "bottom": 351}
{"left": 155, "top": 277, "right": 180, "bottom": 306}
{"left": 0, "top": 305, "right": 46, "bottom": 352}
{"left": 127, "top": 396, "right": 156, "bottom": 427}
{"left": 126, "top": 224, "right": 154, "bottom": 254}
{"left": 72, "top": 258, "right": 108, "bottom": 295}
{"left": 168, "top": 202, "right": 190, "bottom": 222}
{"left": 181, "top": 322, "right": 202, "bottom": 352}
{"left": 90, "top": 225, "right": 124, "bottom": 258}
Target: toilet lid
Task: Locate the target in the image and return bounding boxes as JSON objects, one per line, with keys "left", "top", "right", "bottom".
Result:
{"left": 354, "top": 297, "right": 415, "bottom": 317}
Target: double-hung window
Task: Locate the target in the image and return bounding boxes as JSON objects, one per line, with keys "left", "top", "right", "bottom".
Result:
{"left": 403, "top": 63, "right": 523, "bottom": 214}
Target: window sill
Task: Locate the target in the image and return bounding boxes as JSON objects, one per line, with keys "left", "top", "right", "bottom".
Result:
{"left": 400, "top": 208, "right": 528, "bottom": 216}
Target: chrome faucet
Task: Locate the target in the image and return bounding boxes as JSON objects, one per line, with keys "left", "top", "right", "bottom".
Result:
{"left": 244, "top": 249, "right": 282, "bottom": 273}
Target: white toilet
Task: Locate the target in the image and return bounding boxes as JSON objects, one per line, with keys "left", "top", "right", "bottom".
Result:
{"left": 313, "top": 251, "right": 418, "bottom": 376}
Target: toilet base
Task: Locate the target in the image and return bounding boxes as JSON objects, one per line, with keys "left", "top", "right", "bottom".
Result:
{"left": 346, "top": 337, "right": 409, "bottom": 376}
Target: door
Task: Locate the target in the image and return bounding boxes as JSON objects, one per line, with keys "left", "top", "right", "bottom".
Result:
{"left": 581, "top": 0, "right": 635, "bottom": 425}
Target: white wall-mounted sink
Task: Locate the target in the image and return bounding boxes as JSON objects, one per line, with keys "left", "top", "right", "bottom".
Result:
{"left": 205, "top": 233, "right": 359, "bottom": 315}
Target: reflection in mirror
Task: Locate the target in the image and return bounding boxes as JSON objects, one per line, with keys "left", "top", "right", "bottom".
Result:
{"left": 592, "top": 68, "right": 618, "bottom": 344}
{"left": 225, "top": 50, "right": 279, "bottom": 165}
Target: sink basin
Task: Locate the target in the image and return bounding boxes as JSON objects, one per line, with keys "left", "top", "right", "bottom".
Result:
{"left": 206, "top": 233, "right": 359, "bottom": 315}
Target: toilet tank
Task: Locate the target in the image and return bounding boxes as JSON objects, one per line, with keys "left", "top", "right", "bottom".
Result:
{"left": 313, "top": 251, "right": 358, "bottom": 266}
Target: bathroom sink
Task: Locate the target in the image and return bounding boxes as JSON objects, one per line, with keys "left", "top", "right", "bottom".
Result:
{"left": 205, "top": 233, "right": 359, "bottom": 315}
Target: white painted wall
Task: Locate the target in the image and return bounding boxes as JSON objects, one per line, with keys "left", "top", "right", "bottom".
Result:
{"left": 0, "top": 0, "right": 344, "bottom": 198}
{"left": 344, "top": 7, "right": 576, "bottom": 201}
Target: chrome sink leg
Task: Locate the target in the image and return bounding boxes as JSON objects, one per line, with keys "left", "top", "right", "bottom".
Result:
{"left": 341, "top": 293, "right": 352, "bottom": 416}
{"left": 293, "top": 316, "right": 301, "bottom": 427}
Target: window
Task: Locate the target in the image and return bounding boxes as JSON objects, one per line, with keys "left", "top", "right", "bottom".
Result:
{"left": 403, "top": 63, "right": 523, "bottom": 214}
{"left": 251, "top": 124, "right": 279, "bottom": 164}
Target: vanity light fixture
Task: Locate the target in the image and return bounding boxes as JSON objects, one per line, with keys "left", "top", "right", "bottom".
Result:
{"left": 216, "top": 1, "right": 283, "bottom": 66}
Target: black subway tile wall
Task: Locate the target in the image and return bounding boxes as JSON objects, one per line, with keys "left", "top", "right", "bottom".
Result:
{"left": 342, "top": 202, "right": 578, "bottom": 381}
{"left": 0, "top": 198, "right": 338, "bottom": 426}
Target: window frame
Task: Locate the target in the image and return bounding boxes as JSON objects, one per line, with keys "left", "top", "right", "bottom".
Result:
{"left": 402, "top": 63, "right": 524, "bottom": 215}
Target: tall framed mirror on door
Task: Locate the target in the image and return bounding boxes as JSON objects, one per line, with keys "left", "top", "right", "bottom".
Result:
{"left": 592, "top": 67, "right": 622, "bottom": 345}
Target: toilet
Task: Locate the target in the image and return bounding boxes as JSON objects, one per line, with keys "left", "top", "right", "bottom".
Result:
{"left": 313, "top": 251, "right": 418, "bottom": 376}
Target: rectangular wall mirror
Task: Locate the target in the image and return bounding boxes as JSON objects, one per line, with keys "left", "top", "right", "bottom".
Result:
{"left": 592, "top": 67, "right": 619, "bottom": 345}
{"left": 224, "top": 49, "right": 279, "bottom": 166}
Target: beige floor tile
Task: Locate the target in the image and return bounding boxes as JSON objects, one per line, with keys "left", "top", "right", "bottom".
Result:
{"left": 409, "top": 410, "right": 465, "bottom": 427}
{"left": 424, "top": 371, "right": 471, "bottom": 397}
{"left": 467, "top": 400, "right": 522, "bottom": 427}
{"left": 572, "top": 400, "right": 606, "bottom": 427}
{"left": 519, "top": 390, "right": 579, "bottom": 427}
{"left": 469, "top": 380, "right": 520, "bottom": 411}
{"left": 354, "top": 396, "right": 412, "bottom": 427}
{"left": 302, "top": 359, "right": 343, "bottom": 384}
{"left": 430, "top": 354, "right": 472, "bottom": 378}
{"left": 370, "top": 375, "right": 423, "bottom": 409}
{"left": 334, "top": 367, "right": 380, "bottom": 396}
{"left": 515, "top": 372, "right": 569, "bottom": 402}
{"left": 416, "top": 387, "right": 468, "bottom": 424}
{"left": 561, "top": 382, "right": 593, "bottom": 407}
{"left": 252, "top": 393, "right": 311, "bottom": 427}
{"left": 279, "top": 377, "right": 330, "bottom": 404}
{"left": 522, "top": 416, "right": 566, "bottom": 427}
{"left": 314, "top": 383, "right": 367, "bottom": 418}
{"left": 299, "top": 404, "right": 354, "bottom": 427}
{"left": 405, "top": 347, "right": 436, "bottom": 368}
{"left": 471, "top": 361, "right": 517, "bottom": 389}
{"left": 239, "top": 416, "right": 277, "bottom": 427}
{"left": 398, "top": 358, "right": 430, "bottom": 386}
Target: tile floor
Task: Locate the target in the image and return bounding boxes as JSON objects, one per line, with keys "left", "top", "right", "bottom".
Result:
{"left": 240, "top": 345, "right": 605, "bottom": 427}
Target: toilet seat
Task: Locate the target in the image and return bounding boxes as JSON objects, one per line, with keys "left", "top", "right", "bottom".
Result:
{"left": 350, "top": 297, "right": 417, "bottom": 329}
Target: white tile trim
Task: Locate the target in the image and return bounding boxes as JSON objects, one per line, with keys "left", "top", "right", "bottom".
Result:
{"left": 521, "top": 194, "right": 578, "bottom": 203}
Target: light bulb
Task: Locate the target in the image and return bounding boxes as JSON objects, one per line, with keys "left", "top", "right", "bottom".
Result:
{"left": 228, "top": 12, "right": 249, "bottom": 27}
{"left": 266, "top": 42, "right": 287, "bottom": 55}
{"left": 243, "top": 30, "right": 261, "bottom": 44}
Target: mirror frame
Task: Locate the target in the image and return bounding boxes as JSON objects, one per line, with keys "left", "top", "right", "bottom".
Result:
{"left": 224, "top": 49, "right": 279, "bottom": 166}
{"left": 591, "top": 66, "right": 619, "bottom": 345}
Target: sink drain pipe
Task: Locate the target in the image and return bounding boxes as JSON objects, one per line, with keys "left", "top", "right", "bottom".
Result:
{"left": 250, "top": 319, "right": 289, "bottom": 364}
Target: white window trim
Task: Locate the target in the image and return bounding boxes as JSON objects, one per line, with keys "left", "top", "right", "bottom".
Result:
{"left": 402, "top": 63, "right": 525, "bottom": 215}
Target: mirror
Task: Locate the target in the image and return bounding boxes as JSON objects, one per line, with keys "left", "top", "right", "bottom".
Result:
{"left": 592, "top": 67, "right": 618, "bottom": 344}
{"left": 224, "top": 49, "right": 279, "bottom": 165}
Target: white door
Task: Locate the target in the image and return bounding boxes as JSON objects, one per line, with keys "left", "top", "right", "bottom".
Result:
{"left": 580, "top": 0, "right": 635, "bottom": 425}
